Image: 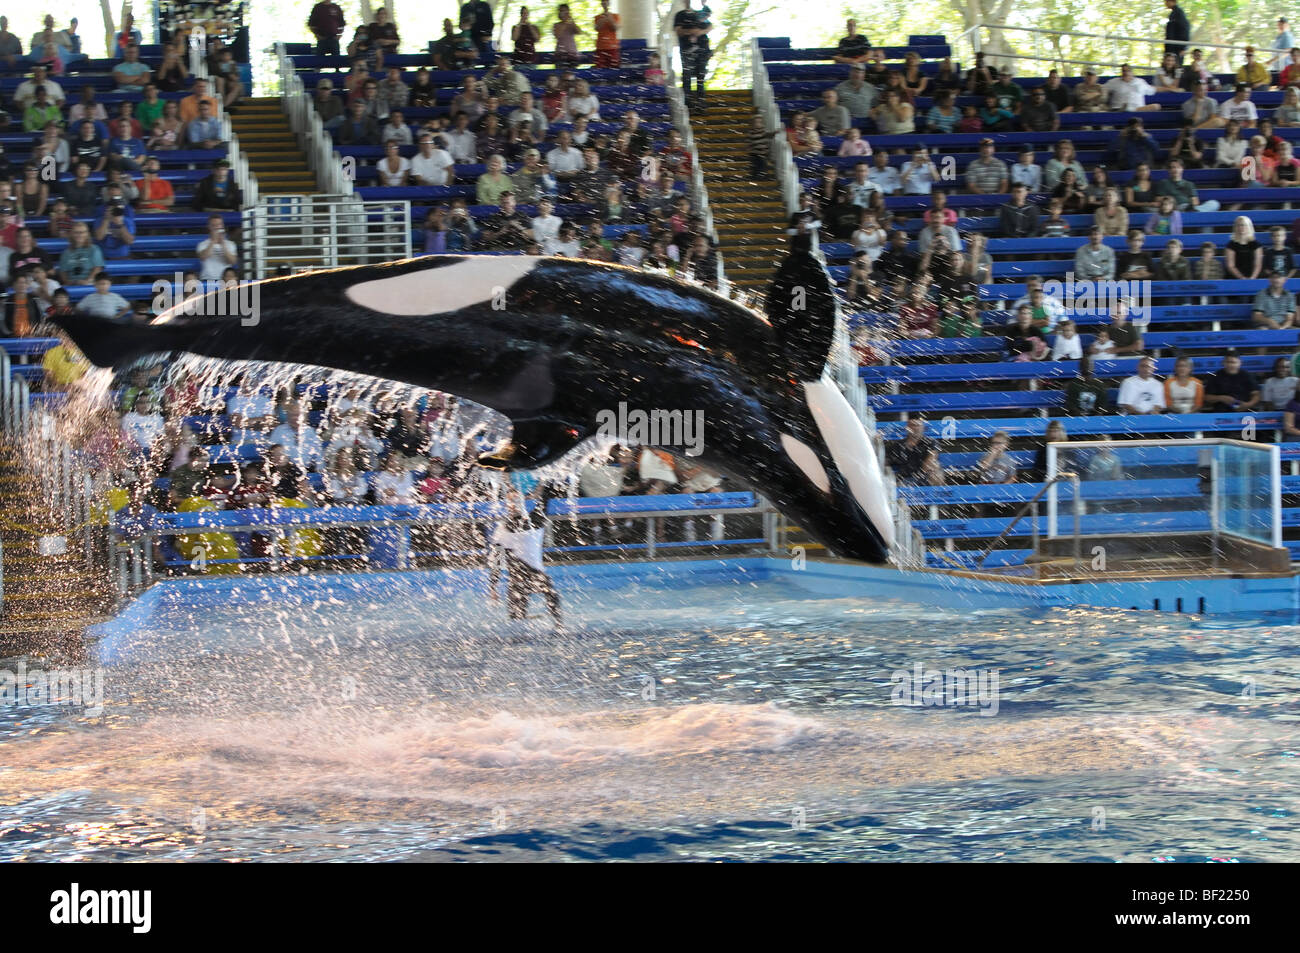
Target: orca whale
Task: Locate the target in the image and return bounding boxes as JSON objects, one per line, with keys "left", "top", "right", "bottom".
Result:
{"left": 51, "top": 253, "right": 895, "bottom": 562}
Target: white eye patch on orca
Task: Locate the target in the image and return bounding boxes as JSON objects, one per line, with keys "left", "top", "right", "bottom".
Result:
{"left": 345, "top": 256, "right": 543, "bottom": 316}
{"left": 780, "top": 433, "right": 831, "bottom": 493}
{"left": 803, "top": 378, "right": 896, "bottom": 550}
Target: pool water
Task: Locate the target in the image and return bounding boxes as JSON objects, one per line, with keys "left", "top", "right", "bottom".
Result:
{"left": 2, "top": 564, "right": 1298, "bottom": 862}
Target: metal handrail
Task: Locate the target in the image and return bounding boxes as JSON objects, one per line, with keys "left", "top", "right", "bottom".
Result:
{"left": 276, "top": 42, "right": 351, "bottom": 195}
{"left": 975, "top": 471, "right": 1081, "bottom": 569}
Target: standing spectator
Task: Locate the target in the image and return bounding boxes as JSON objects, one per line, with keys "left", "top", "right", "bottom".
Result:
{"left": 309, "top": 1, "right": 346, "bottom": 56}
{"left": 1272, "top": 18, "right": 1295, "bottom": 70}
{"left": 0, "top": 16, "right": 22, "bottom": 68}
{"left": 1118, "top": 357, "right": 1167, "bottom": 414}
{"left": 553, "top": 3, "right": 583, "bottom": 71}
{"left": 674, "top": 0, "right": 712, "bottom": 109}
{"left": 460, "top": 0, "right": 496, "bottom": 63}
{"left": 594, "top": 0, "right": 621, "bottom": 68}
{"left": 833, "top": 18, "right": 871, "bottom": 64}
{"left": 512, "top": 7, "right": 541, "bottom": 63}
{"left": 1202, "top": 351, "right": 1260, "bottom": 411}
{"left": 1164, "top": 0, "right": 1190, "bottom": 64}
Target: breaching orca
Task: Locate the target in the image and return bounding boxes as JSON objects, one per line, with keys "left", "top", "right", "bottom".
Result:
{"left": 52, "top": 253, "right": 895, "bottom": 562}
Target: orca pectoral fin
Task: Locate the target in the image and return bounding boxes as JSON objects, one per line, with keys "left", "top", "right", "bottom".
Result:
{"left": 478, "top": 419, "right": 589, "bottom": 470}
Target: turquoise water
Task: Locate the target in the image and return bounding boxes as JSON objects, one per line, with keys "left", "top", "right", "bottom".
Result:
{"left": 1, "top": 569, "right": 1298, "bottom": 861}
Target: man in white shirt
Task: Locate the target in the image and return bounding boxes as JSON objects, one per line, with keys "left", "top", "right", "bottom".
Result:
{"left": 196, "top": 216, "right": 238, "bottom": 281}
{"left": 443, "top": 113, "right": 478, "bottom": 164}
{"left": 900, "top": 147, "right": 938, "bottom": 195}
{"left": 867, "top": 150, "right": 900, "bottom": 194}
{"left": 845, "top": 161, "right": 880, "bottom": 206}
{"left": 269, "top": 401, "right": 326, "bottom": 472}
{"left": 1118, "top": 356, "right": 1167, "bottom": 414}
{"left": 13, "top": 65, "right": 65, "bottom": 109}
{"left": 532, "top": 198, "right": 563, "bottom": 253}
{"left": 506, "top": 91, "right": 548, "bottom": 140}
{"left": 1103, "top": 64, "right": 1159, "bottom": 111}
{"left": 410, "top": 134, "right": 455, "bottom": 186}
{"left": 546, "top": 130, "right": 585, "bottom": 180}
{"left": 379, "top": 110, "right": 413, "bottom": 145}
{"left": 1218, "top": 84, "right": 1258, "bottom": 124}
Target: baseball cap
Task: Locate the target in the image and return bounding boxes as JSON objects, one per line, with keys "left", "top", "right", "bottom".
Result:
{"left": 1084, "top": 67, "right": 1097, "bottom": 75}
{"left": 317, "top": 78, "right": 334, "bottom": 90}
{"left": 851, "top": 63, "right": 865, "bottom": 71}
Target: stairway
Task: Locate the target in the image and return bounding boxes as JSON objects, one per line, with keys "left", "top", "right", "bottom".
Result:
{"left": 0, "top": 441, "right": 113, "bottom": 656}
{"left": 228, "top": 97, "right": 318, "bottom": 194}
{"left": 689, "top": 89, "right": 788, "bottom": 292}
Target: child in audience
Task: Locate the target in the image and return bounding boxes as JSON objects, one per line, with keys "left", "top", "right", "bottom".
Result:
{"left": 1050, "top": 319, "right": 1083, "bottom": 360}
{"left": 1193, "top": 240, "right": 1224, "bottom": 280}
{"left": 838, "top": 127, "right": 872, "bottom": 157}
{"left": 1089, "top": 326, "right": 1116, "bottom": 357}
{"left": 1039, "top": 199, "right": 1071, "bottom": 237}
{"left": 644, "top": 52, "right": 666, "bottom": 86}
{"left": 957, "top": 105, "right": 982, "bottom": 133}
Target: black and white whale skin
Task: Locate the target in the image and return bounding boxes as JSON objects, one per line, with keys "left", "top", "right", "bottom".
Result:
{"left": 52, "top": 253, "right": 895, "bottom": 562}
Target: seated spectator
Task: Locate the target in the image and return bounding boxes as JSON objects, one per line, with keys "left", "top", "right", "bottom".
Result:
{"left": 122, "top": 394, "right": 165, "bottom": 454}
{"left": 208, "top": 44, "right": 245, "bottom": 111}
{"left": 13, "top": 65, "right": 64, "bottom": 111}
{"left": 531, "top": 198, "right": 563, "bottom": 253}
{"left": 27, "top": 263, "right": 61, "bottom": 311}
{"left": 313, "top": 78, "right": 344, "bottom": 131}
{"left": 1251, "top": 271, "right": 1297, "bottom": 328}
{"left": 68, "top": 83, "right": 108, "bottom": 133}
{"left": 1066, "top": 68, "right": 1106, "bottom": 112}
{"left": 1162, "top": 356, "right": 1204, "bottom": 413}
{"left": 867, "top": 150, "right": 901, "bottom": 195}
{"left": 1091, "top": 188, "right": 1128, "bottom": 236}
{"left": 57, "top": 222, "right": 102, "bottom": 285}
{"left": 898, "top": 286, "right": 939, "bottom": 339}
{"left": 190, "top": 159, "right": 242, "bottom": 212}
{"left": 1074, "top": 226, "right": 1116, "bottom": 280}
{"left": 566, "top": 78, "right": 600, "bottom": 121}
{"left": 411, "top": 134, "right": 454, "bottom": 187}
{"left": 1237, "top": 46, "right": 1270, "bottom": 89}
{"left": 978, "top": 93, "right": 1015, "bottom": 132}
{"left": 976, "top": 431, "right": 1018, "bottom": 484}
{"left": 572, "top": 147, "right": 617, "bottom": 203}
{"left": 22, "top": 86, "right": 61, "bottom": 133}
{"left": 837, "top": 63, "right": 878, "bottom": 120}
{"left": 1104, "top": 64, "right": 1159, "bottom": 111}
{"left": 1181, "top": 80, "right": 1218, "bottom": 129}
{"left": 196, "top": 215, "right": 238, "bottom": 281}
{"left": 179, "top": 78, "right": 220, "bottom": 124}
{"left": 112, "top": 43, "right": 151, "bottom": 93}
{"left": 338, "top": 100, "right": 380, "bottom": 146}
{"left": 1004, "top": 305, "right": 1048, "bottom": 359}
{"left": 1, "top": 273, "right": 42, "bottom": 335}
{"left": 183, "top": 97, "right": 224, "bottom": 152}
{"left": 1261, "top": 357, "right": 1299, "bottom": 410}
{"left": 135, "top": 157, "right": 174, "bottom": 213}
{"left": 93, "top": 186, "right": 135, "bottom": 259}
{"left": 506, "top": 91, "right": 548, "bottom": 142}
{"left": 644, "top": 51, "right": 665, "bottom": 86}
{"left": 373, "top": 141, "right": 410, "bottom": 187}
{"left": 513, "top": 148, "right": 556, "bottom": 203}
{"left": 965, "top": 138, "right": 1008, "bottom": 196}
{"left": 76, "top": 273, "right": 131, "bottom": 322}
{"left": 1155, "top": 238, "right": 1192, "bottom": 280}
{"left": 1118, "top": 357, "right": 1167, "bottom": 414}
{"left": 478, "top": 192, "right": 534, "bottom": 250}
{"left": 999, "top": 183, "right": 1040, "bottom": 238}
{"left": 486, "top": 56, "right": 528, "bottom": 107}
{"left": 885, "top": 418, "right": 945, "bottom": 486}
{"left": 379, "top": 110, "right": 412, "bottom": 147}
{"left": 1116, "top": 229, "right": 1155, "bottom": 280}
{"left": 1007, "top": 147, "right": 1042, "bottom": 192}
{"left": 475, "top": 154, "right": 513, "bottom": 205}
{"left": 1050, "top": 319, "right": 1083, "bottom": 360}
{"left": 1065, "top": 354, "right": 1110, "bottom": 415}
{"left": 1225, "top": 216, "right": 1263, "bottom": 279}
{"left": 899, "top": 147, "right": 938, "bottom": 196}
{"left": 147, "top": 100, "right": 185, "bottom": 152}
{"left": 1202, "top": 351, "right": 1260, "bottom": 411}
{"left": 1104, "top": 299, "right": 1145, "bottom": 354}
{"left": 871, "top": 89, "right": 915, "bottom": 135}
{"left": 107, "top": 117, "right": 148, "bottom": 173}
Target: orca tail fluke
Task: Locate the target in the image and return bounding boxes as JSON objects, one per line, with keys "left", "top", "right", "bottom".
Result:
{"left": 50, "top": 314, "right": 200, "bottom": 370}
{"left": 765, "top": 250, "right": 839, "bottom": 382}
